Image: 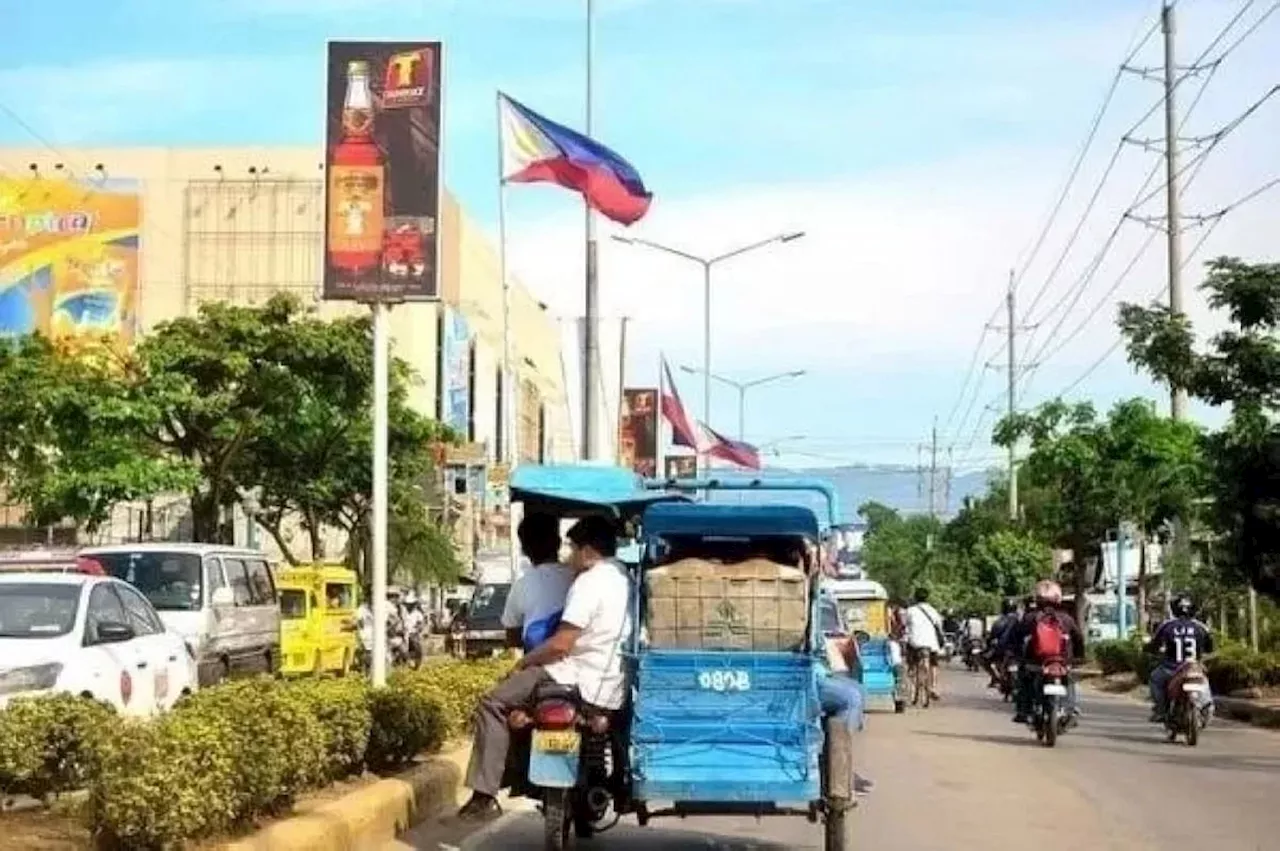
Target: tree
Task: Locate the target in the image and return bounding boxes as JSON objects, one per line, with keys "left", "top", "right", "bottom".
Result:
{"left": 857, "top": 502, "right": 952, "bottom": 603}
{"left": 134, "top": 295, "right": 326, "bottom": 542}
{"left": 0, "top": 336, "right": 194, "bottom": 533}
{"left": 970, "top": 529, "right": 1054, "bottom": 598}
{"left": 1119, "top": 256, "right": 1279, "bottom": 599}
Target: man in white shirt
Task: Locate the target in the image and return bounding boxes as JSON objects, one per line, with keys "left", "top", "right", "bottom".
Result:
{"left": 460, "top": 515, "right": 632, "bottom": 820}
{"left": 501, "top": 513, "right": 575, "bottom": 652}
{"left": 904, "top": 586, "right": 945, "bottom": 700}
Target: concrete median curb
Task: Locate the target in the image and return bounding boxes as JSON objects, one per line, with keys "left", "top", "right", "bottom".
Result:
{"left": 218, "top": 745, "right": 468, "bottom": 851}
{"left": 1214, "top": 696, "right": 1280, "bottom": 730}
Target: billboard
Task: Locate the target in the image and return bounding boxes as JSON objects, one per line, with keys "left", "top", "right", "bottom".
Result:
{"left": 440, "top": 307, "right": 470, "bottom": 435}
{"left": 664, "top": 455, "right": 696, "bottom": 479}
{"left": 0, "top": 177, "right": 140, "bottom": 341}
{"left": 324, "top": 40, "right": 442, "bottom": 301}
{"left": 619, "top": 387, "right": 658, "bottom": 477}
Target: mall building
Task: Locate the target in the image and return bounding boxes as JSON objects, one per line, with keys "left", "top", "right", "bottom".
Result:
{"left": 0, "top": 146, "right": 576, "bottom": 559}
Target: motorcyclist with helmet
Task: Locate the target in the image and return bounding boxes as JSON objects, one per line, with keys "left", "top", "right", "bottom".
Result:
{"left": 983, "top": 598, "right": 1020, "bottom": 689}
{"left": 1006, "top": 580, "right": 1085, "bottom": 724}
{"left": 1145, "top": 594, "right": 1215, "bottom": 723}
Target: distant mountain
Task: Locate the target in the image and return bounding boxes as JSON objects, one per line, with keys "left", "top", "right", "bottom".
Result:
{"left": 704, "top": 464, "right": 993, "bottom": 522}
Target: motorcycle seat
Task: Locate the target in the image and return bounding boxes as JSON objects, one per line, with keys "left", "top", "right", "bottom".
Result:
{"left": 533, "top": 682, "right": 581, "bottom": 703}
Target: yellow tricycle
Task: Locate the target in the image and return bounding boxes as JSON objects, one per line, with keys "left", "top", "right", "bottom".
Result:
{"left": 277, "top": 564, "right": 359, "bottom": 676}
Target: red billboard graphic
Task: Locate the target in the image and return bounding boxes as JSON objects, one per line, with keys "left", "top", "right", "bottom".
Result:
{"left": 324, "top": 41, "right": 442, "bottom": 301}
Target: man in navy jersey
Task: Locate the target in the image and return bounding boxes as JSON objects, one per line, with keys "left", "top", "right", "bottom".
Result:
{"left": 1146, "top": 594, "right": 1215, "bottom": 723}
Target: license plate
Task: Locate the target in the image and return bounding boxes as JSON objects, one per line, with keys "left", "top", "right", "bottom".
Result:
{"left": 697, "top": 670, "right": 751, "bottom": 692}
{"left": 1042, "top": 683, "right": 1067, "bottom": 696}
{"left": 1182, "top": 682, "right": 1207, "bottom": 693}
{"left": 532, "top": 729, "right": 580, "bottom": 754}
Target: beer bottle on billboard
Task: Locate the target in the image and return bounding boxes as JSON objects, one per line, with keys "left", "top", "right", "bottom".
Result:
{"left": 327, "top": 59, "right": 385, "bottom": 281}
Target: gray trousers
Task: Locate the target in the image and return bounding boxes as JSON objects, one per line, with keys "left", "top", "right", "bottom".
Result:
{"left": 465, "top": 666, "right": 553, "bottom": 796}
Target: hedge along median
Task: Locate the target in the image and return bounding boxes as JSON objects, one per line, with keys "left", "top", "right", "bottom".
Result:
{"left": 1091, "top": 637, "right": 1280, "bottom": 692}
{"left": 0, "top": 657, "right": 512, "bottom": 850}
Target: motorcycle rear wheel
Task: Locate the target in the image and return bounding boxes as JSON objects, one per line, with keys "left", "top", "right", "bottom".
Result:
{"left": 1043, "top": 705, "right": 1059, "bottom": 748}
{"left": 543, "top": 788, "right": 574, "bottom": 851}
{"left": 1184, "top": 701, "right": 1199, "bottom": 747}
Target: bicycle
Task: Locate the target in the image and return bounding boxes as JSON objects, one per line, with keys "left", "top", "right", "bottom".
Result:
{"left": 907, "top": 646, "right": 933, "bottom": 708}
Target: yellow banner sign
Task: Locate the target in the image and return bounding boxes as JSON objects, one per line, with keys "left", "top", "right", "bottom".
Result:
{"left": 0, "top": 177, "right": 140, "bottom": 342}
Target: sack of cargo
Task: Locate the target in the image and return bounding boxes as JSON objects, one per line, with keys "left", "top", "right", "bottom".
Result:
{"left": 645, "top": 557, "right": 809, "bottom": 651}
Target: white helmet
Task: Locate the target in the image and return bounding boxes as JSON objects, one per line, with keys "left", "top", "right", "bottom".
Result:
{"left": 403, "top": 591, "right": 419, "bottom": 606}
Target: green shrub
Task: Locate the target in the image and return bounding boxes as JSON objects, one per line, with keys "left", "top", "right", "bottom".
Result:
{"left": 283, "top": 677, "right": 372, "bottom": 780}
{"left": 178, "top": 677, "right": 328, "bottom": 818}
{"left": 1092, "top": 639, "right": 1140, "bottom": 676}
{"left": 393, "top": 658, "right": 513, "bottom": 738}
{"left": 0, "top": 693, "right": 115, "bottom": 799}
{"left": 365, "top": 685, "right": 446, "bottom": 771}
{"left": 1204, "top": 643, "right": 1280, "bottom": 695}
{"left": 89, "top": 713, "right": 238, "bottom": 850}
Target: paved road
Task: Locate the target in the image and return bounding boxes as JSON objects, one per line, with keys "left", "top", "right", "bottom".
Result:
{"left": 398, "top": 667, "right": 1280, "bottom": 851}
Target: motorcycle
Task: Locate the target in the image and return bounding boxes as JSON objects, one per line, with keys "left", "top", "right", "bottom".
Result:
{"left": 388, "top": 620, "right": 409, "bottom": 667}
{"left": 1028, "top": 660, "right": 1072, "bottom": 747}
{"left": 512, "top": 681, "right": 621, "bottom": 850}
{"left": 999, "top": 656, "right": 1019, "bottom": 702}
{"left": 1165, "top": 660, "right": 1212, "bottom": 747}
{"left": 962, "top": 637, "right": 983, "bottom": 672}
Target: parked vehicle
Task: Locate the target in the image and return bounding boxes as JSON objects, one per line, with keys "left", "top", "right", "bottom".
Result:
{"left": 1165, "top": 660, "right": 1212, "bottom": 746}
{"left": 80, "top": 544, "right": 280, "bottom": 687}
{"left": 458, "top": 581, "right": 512, "bottom": 660}
{"left": 276, "top": 564, "right": 358, "bottom": 676}
{"left": 0, "top": 572, "right": 197, "bottom": 715}
{"left": 1028, "top": 660, "right": 1072, "bottom": 747}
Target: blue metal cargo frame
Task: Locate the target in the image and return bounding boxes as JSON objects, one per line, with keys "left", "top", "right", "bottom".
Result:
{"left": 628, "top": 478, "right": 837, "bottom": 812}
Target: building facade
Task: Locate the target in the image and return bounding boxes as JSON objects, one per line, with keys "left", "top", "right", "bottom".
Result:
{"left": 0, "top": 146, "right": 573, "bottom": 555}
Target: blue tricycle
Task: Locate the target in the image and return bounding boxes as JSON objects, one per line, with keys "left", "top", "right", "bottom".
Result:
{"left": 515, "top": 472, "right": 856, "bottom": 850}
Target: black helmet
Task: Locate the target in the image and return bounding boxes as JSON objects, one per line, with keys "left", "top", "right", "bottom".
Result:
{"left": 913, "top": 587, "right": 930, "bottom": 604}
{"left": 1001, "top": 598, "right": 1018, "bottom": 615}
{"left": 1171, "top": 595, "right": 1195, "bottom": 619}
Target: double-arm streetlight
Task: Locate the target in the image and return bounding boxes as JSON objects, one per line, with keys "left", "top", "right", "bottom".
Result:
{"left": 679, "top": 366, "right": 805, "bottom": 441}
{"left": 611, "top": 231, "right": 805, "bottom": 471}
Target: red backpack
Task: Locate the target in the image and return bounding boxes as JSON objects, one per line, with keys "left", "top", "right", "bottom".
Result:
{"left": 1030, "top": 611, "right": 1067, "bottom": 661}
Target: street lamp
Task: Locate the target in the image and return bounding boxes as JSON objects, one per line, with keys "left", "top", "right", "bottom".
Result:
{"left": 679, "top": 366, "right": 806, "bottom": 440}
{"left": 612, "top": 231, "right": 805, "bottom": 474}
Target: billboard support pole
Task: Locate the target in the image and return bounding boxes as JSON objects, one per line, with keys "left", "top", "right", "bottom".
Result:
{"left": 370, "top": 300, "right": 391, "bottom": 688}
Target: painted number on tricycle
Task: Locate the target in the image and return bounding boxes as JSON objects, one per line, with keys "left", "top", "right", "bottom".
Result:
{"left": 697, "top": 670, "right": 751, "bottom": 692}
{"left": 532, "top": 729, "right": 581, "bottom": 753}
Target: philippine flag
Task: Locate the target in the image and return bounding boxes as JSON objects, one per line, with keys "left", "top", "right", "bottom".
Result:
{"left": 660, "top": 357, "right": 703, "bottom": 450}
{"left": 703, "top": 424, "right": 762, "bottom": 471}
{"left": 499, "top": 93, "right": 653, "bottom": 225}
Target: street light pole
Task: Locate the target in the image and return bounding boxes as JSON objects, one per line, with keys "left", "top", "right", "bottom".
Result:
{"left": 679, "top": 366, "right": 805, "bottom": 443}
{"left": 612, "top": 232, "right": 805, "bottom": 472}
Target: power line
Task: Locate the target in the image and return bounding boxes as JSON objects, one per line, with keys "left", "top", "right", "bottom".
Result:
{"left": 1018, "top": 0, "right": 1269, "bottom": 332}
{"left": 1022, "top": 82, "right": 1279, "bottom": 383}
{"left": 1047, "top": 170, "right": 1278, "bottom": 398}
{"left": 1011, "top": 7, "right": 1162, "bottom": 299}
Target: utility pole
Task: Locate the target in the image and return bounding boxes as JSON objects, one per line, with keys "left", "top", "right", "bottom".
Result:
{"left": 1005, "top": 270, "right": 1018, "bottom": 520}
{"left": 928, "top": 418, "right": 939, "bottom": 519}
{"left": 581, "top": 0, "right": 602, "bottom": 458}
{"left": 944, "top": 447, "right": 954, "bottom": 515}
{"left": 1162, "top": 0, "right": 1187, "bottom": 421}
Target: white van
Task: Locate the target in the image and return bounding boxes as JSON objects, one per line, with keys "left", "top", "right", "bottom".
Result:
{"left": 79, "top": 543, "right": 280, "bottom": 686}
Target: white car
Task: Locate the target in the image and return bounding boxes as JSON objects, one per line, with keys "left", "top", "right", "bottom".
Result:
{"left": 0, "top": 572, "right": 198, "bottom": 716}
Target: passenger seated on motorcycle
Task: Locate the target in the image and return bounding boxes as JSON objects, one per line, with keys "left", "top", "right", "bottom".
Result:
{"left": 1007, "top": 580, "right": 1085, "bottom": 724}
{"left": 459, "top": 516, "right": 631, "bottom": 821}
{"left": 502, "top": 512, "right": 575, "bottom": 653}
{"left": 1145, "top": 594, "right": 1214, "bottom": 723}
{"left": 983, "top": 598, "right": 1020, "bottom": 688}
{"left": 817, "top": 599, "right": 874, "bottom": 799}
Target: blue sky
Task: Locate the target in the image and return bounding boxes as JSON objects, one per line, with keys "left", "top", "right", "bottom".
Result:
{"left": 2, "top": 0, "right": 1276, "bottom": 469}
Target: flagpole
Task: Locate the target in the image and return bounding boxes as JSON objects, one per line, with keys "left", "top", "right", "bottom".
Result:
{"left": 497, "top": 92, "right": 520, "bottom": 583}
{"left": 581, "top": 0, "right": 602, "bottom": 461}
{"left": 656, "top": 349, "right": 666, "bottom": 479}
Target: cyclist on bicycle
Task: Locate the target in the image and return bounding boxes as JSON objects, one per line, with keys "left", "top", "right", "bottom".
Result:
{"left": 904, "top": 587, "right": 945, "bottom": 701}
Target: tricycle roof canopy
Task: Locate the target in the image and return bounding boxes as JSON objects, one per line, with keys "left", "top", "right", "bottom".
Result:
{"left": 641, "top": 502, "right": 820, "bottom": 540}
{"left": 510, "top": 463, "right": 689, "bottom": 518}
